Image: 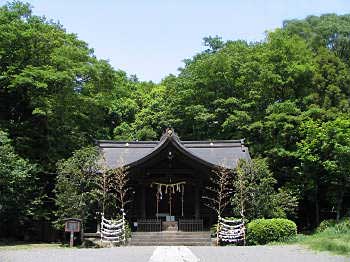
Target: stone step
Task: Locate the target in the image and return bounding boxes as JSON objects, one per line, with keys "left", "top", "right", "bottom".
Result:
{"left": 131, "top": 231, "right": 210, "bottom": 234}
{"left": 131, "top": 234, "right": 210, "bottom": 239}
{"left": 132, "top": 232, "right": 210, "bottom": 236}
{"left": 129, "top": 231, "right": 212, "bottom": 246}
{"left": 131, "top": 237, "right": 209, "bottom": 242}
{"left": 129, "top": 241, "right": 212, "bottom": 246}
{"left": 131, "top": 235, "right": 210, "bottom": 240}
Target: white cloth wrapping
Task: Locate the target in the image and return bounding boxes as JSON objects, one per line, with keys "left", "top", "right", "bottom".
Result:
{"left": 102, "top": 235, "right": 122, "bottom": 240}
{"left": 100, "top": 215, "right": 126, "bottom": 244}
{"left": 219, "top": 221, "right": 244, "bottom": 229}
{"left": 219, "top": 227, "right": 244, "bottom": 235}
{"left": 219, "top": 237, "right": 244, "bottom": 243}
{"left": 101, "top": 228, "right": 123, "bottom": 235}
{"left": 218, "top": 217, "right": 245, "bottom": 243}
{"left": 102, "top": 217, "right": 123, "bottom": 224}
{"left": 101, "top": 226, "right": 123, "bottom": 233}
{"left": 101, "top": 221, "right": 124, "bottom": 229}
{"left": 219, "top": 217, "right": 243, "bottom": 223}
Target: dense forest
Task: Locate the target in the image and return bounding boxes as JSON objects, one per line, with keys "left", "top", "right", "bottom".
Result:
{"left": 1, "top": 2, "right": 350, "bottom": 239}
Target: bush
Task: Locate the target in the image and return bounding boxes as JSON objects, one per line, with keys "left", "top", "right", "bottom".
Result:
{"left": 247, "top": 218, "right": 297, "bottom": 245}
{"left": 317, "top": 218, "right": 350, "bottom": 233}
{"left": 317, "top": 219, "right": 337, "bottom": 232}
{"left": 334, "top": 219, "right": 350, "bottom": 232}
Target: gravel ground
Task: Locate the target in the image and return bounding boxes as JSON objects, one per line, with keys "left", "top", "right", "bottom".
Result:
{"left": 0, "top": 245, "right": 347, "bottom": 262}
{"left": 192, "top": 245, "right": 348, "bottom": 262}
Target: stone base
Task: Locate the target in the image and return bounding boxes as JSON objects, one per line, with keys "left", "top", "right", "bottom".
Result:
{"left": 162, "top": 221, "right": 178, "bottom": 231}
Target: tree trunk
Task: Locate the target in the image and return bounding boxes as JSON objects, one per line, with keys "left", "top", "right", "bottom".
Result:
{"left": 315, "top": 184, "right": 320, "bottom": 226}
{"left": 336, "top": 187, "right": 345, "bottom": 222}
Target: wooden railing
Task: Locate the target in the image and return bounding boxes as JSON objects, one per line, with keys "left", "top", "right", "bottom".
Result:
{"left": 136, "top": 218, "right": 204, "bottom": 232}
{"left": 178, "top": 219, "right": 203, "bottom": 232}
{"left": 137, "top": 219, "right": 162, "bottom": 232}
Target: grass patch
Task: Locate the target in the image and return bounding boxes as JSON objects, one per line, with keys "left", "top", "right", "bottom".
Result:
{"left": 272, "top": 219, "right": 350, "bottom": 256}
{"left": 0, "top": 240, "right": 65, "bottom": 250}
{"left": 300, "top": 231, "right": 350, "bottom": 256}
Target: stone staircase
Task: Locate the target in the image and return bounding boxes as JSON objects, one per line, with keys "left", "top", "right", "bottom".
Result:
{"left": 128, "top": 231, "right": 212, "bottom": 246}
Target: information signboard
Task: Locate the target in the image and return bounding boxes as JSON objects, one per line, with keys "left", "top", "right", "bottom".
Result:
{"left": 64, "top": 218, "right": 81, "bottom": 247}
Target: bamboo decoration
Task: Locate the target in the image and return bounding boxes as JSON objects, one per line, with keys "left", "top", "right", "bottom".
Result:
{"left": 202, "top": 165, "right": 234, "bottom": 245}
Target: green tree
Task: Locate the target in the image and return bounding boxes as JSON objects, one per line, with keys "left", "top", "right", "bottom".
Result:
{"left": 297, "top": 118, "right": 350, "bottom": 222}
{"left": 54, "top": 146, "right": 103, "bottom": 230}
{"left": 283, "top": 14, "right": 350, "bottom": 64}
{"left": 232, "top": 159, "right": 298, "bottom": 221}
{"left": 0, "top": 129, "right": 44, "bottom": 237}
{"left": 249, "top": 101, "right": 303, "bottom": 183}
{"left": 0, "top": 2, "right": 116, "bottom": 171}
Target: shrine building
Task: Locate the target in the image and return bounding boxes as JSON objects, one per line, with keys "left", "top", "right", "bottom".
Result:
{"left": 97, "top": 128, "right": 250, "bottom": 231}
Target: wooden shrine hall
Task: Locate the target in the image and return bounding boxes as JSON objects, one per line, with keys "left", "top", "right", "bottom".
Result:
{"left": 97, "top": 129, "right": 250, "bottom": 232}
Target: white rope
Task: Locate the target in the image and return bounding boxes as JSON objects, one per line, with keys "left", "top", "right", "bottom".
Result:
{"left": 101, "top": 226, "right": 123, "bottom": 233}
{"left": 102, "top": 217, "right": 123, "bottom": 224}
{"left": 219, "top": 228, "right": 243, "bottom": 235}
{"left": 219, "top": 217, "right": 243, "bottom": 223}
{"left": 218, "top": 221, "right": 244, "bottom": 229}
{"left": 100, "top": 212, "right": 126, "bottom": 245}
{"left": 219, "top": 237, "right": 245, "bottom": 243}
{"left": 151, "top": 181, "right": 186, "bottom": 199}
{"left": 101, "top": 221, "right": 124, "bottom": 229}
{"left": 102, "top": 235, "right": 122, "bottom": 240}
{"left": 101, "top": 228, "right": 123, "bottom": 235}
{"left": 217, "top": 217, "right": 245, "bottom": 244}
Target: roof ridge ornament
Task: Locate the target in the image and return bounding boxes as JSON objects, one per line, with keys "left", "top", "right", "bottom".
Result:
{"left": 167, "top": 128, "right": 173, "bottom": 136}
{"left": 160, "top": 127, "right": 180, "bottom": 141}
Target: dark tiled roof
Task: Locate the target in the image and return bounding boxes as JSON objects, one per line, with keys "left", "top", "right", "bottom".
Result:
{"left": 97, "top": 130, "right": 250, "bottom": 170}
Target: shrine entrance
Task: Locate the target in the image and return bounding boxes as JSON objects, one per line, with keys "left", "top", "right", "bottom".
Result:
{"left": 135, "top": 171, "right": 205, "bottom": 231}
{"left": 128, "top": 133, "right": 212, "bottom": 231}
{"left": 151, "top": 181, "right": 186, "bottom": 220}
{"left": 97, "top": 128, "right": 250, "bottom": 232}
{"left": 137, "top": 180, "right": 203, "bottom": 232}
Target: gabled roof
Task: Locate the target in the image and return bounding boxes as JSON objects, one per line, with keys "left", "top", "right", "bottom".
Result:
{"left": 97, "top": 129, "right": 250, "bottom": 170}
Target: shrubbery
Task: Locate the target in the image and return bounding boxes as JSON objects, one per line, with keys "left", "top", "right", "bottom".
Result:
{"left": 291, "top": 218, "right": 350, "bottom": 256}
{"left": 233, "top": 159, "right": 298, "bottom": 221}
{"left": 317, "top": 219, "right": 337, "bottom": 232}
{"left": 317, "top": 219, "right": 350, "bottom": 233}
{"left": 246, "top": 218, "right": 297, "bottom": 245}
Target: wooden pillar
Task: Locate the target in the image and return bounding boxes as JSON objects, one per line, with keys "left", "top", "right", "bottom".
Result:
{"left": 195, "top": 184, "right": 200, "bottom": 219}
{"left": 141, "top": 185, "right": 146, "bottom": 218}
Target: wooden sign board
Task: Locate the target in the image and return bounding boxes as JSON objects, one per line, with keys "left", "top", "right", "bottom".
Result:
{"left": 64, "top": 218, "right": 81, "bottom": 247}
{"left": 65, "top": 220, "right": 80, "bottom": 232}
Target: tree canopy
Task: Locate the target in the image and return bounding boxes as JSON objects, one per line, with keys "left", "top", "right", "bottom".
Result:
{"left": 1, "top": 2, "right": 350, "bottom": 238}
